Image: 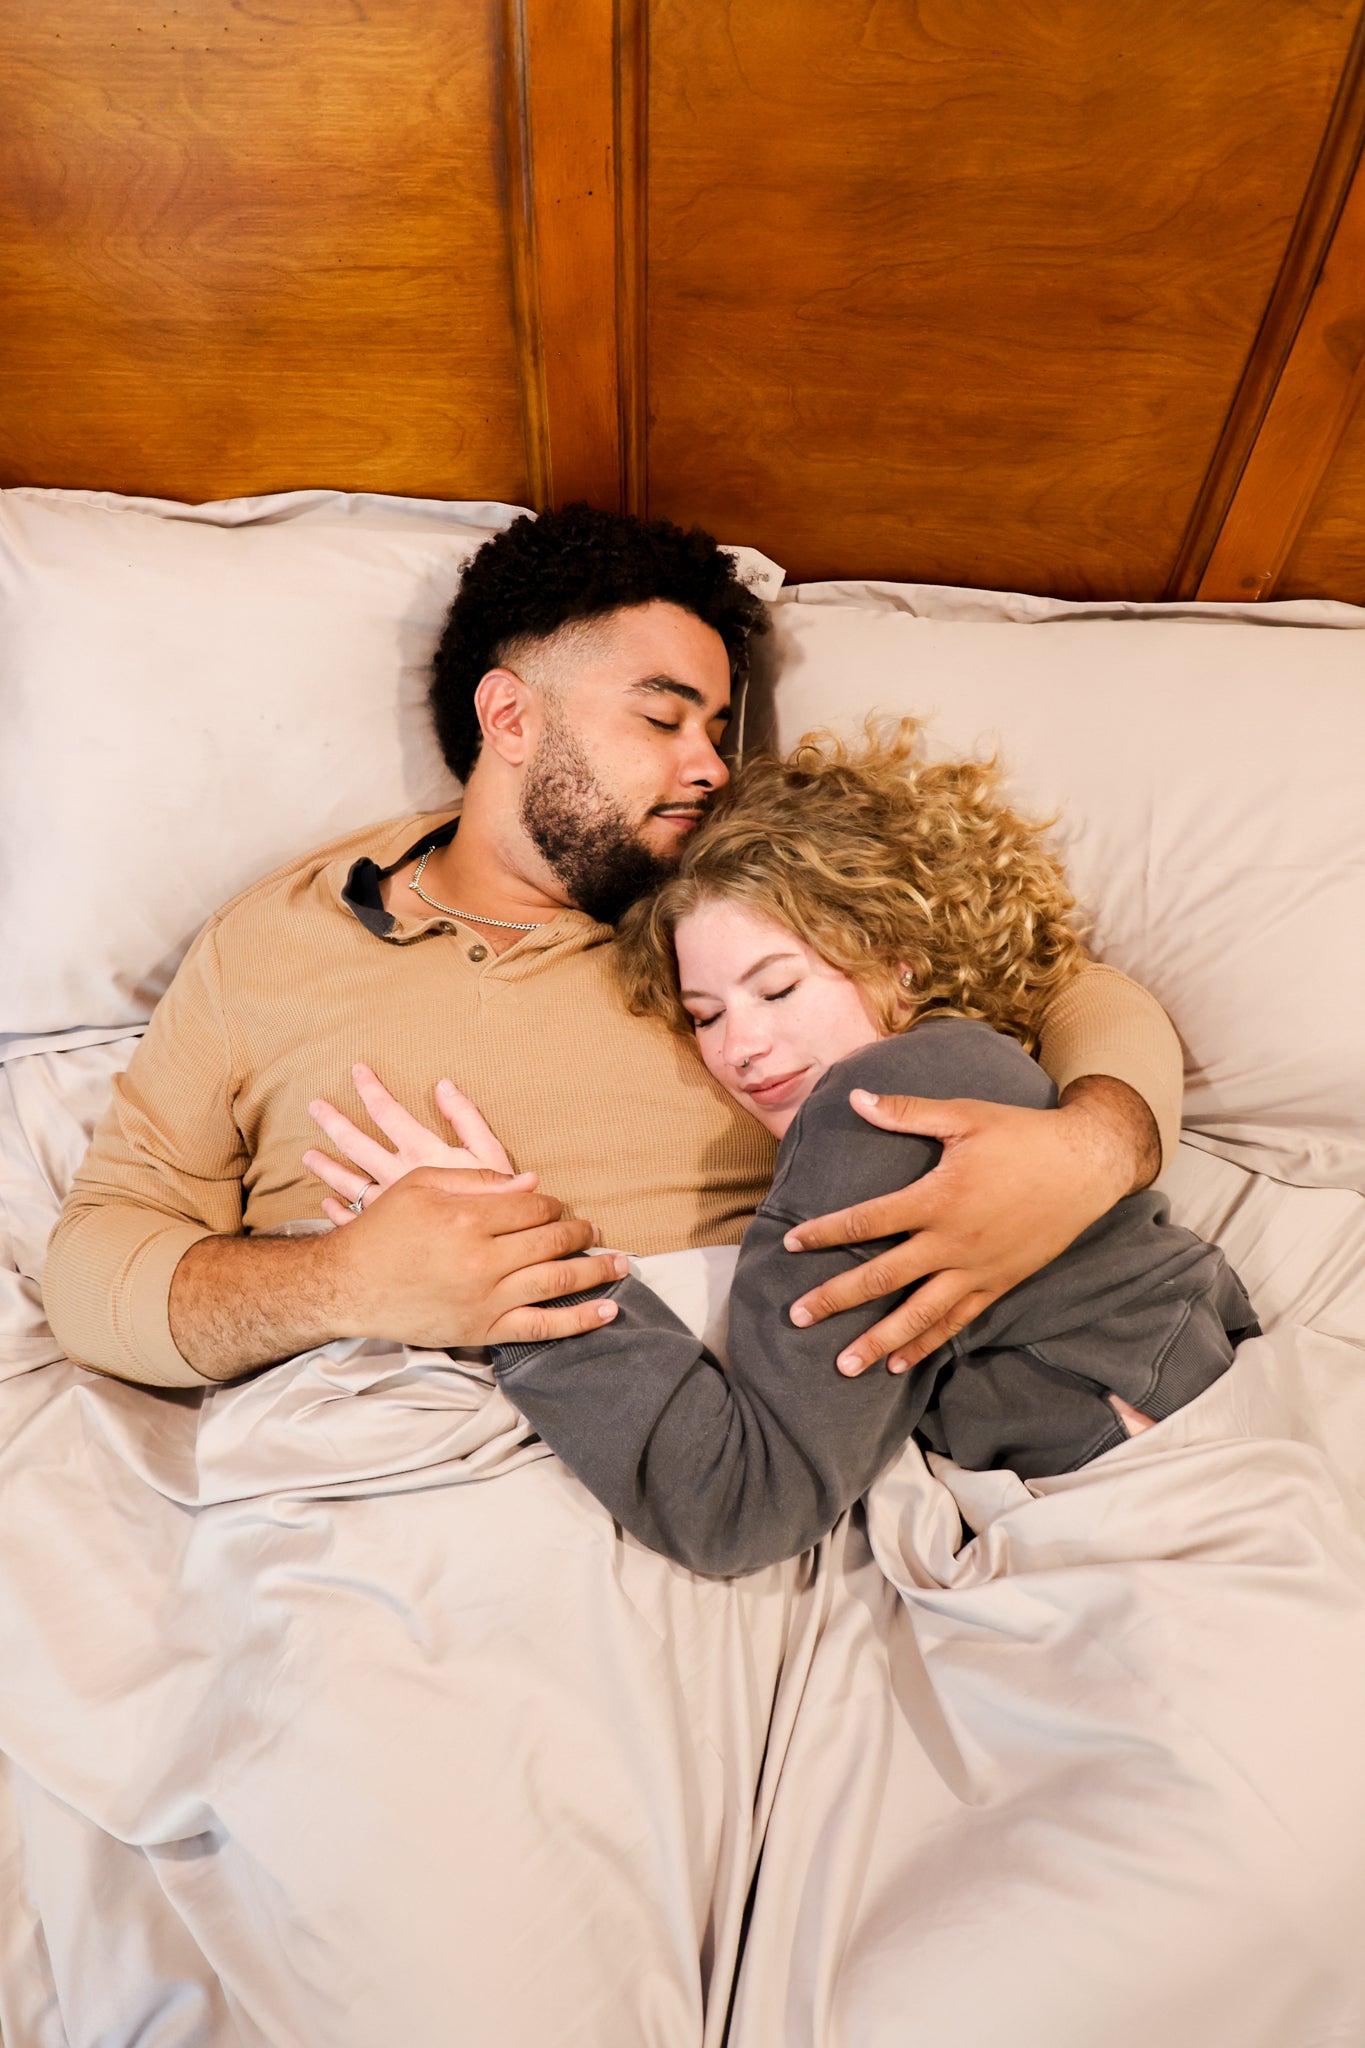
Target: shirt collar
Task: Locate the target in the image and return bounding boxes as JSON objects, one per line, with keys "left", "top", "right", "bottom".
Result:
{"left": 342, "top": 815, "right": 459, "bottom": 938}
{"left": 338, "top": 813, "right": 611, "bottom": 960}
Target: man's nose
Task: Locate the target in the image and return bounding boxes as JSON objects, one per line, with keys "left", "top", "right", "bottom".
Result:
{"left": 680, "top": 727, "right": 730, "bottom": 792}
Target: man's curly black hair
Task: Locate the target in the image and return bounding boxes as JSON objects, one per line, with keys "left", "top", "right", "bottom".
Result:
{"left": 429, "top": 503, "right": 768, "bottom": 783}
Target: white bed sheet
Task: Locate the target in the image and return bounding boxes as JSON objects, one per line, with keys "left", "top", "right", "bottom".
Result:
{"left": 2, "top": 1037, "right": 1364, "bottom": 2046}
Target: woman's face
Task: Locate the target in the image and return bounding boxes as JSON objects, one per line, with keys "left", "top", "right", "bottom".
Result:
{"left": 674, "top": 899, "right": 883, "bottom": 1137}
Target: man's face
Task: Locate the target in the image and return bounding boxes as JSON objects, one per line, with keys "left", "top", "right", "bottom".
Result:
{"left": 517, "top": 601, "right": 734, "bottom": 923}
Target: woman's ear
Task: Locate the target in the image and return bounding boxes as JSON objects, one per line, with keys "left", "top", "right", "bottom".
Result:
{"left": 474, "top": 667, "right": 540, "bottom": 767}
{"left": 888, "top": 961, "right": 919, "bottom": 1030}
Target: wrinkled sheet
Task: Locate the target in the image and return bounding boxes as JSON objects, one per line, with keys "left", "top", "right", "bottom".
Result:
{"left": 3, "top": 1038, "right": 1365, "bottom": 2046}
{"left": 728, "top": 1140, "right": 1365, "bottom": 2046}
{"left": 0, "top": 1043, "right": 825, "bottom": 2045}
{"left": 734, "top": 1325, "right": 1365, "bottom": 2047}
{"left": 0, "top": 1330, "right": 828, "bottom": 2048}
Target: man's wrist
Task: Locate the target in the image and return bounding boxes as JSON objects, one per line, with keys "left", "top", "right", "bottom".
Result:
{"left": 169, "top": 1228, "right": 365, "bottom": 1379}
{"left": 314, "top": 1223, "right": 367, "bottom": 1341}
{"left": 1056, "top": 1074, "right": 1161, "bottom": 1198}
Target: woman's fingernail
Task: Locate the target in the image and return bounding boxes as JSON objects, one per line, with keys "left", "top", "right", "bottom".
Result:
{"left": 597, "top": 1302, "right": 618, "bottom": 1321}
{"left": 437, "top": 1078, "right": 455, "bottom": 1094}
{"left": 837, "top": 1351, "right": 863, "bottom": 1375}
{"left": 851, "top": 1089, "right": 880, "bottom": 1108}
{"left": 789, "top": 1304, "right": 813, "bottom": 1327}
{"left": 783, "top": 1231, "right": 804, "bottom": 1252}
{"left": 612, "top": 1254, "right": 629, "bottom": 1276}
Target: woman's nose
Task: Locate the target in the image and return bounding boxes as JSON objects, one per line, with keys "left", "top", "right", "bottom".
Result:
{"left": 723, "top": 1013, "right": 769, "bottom": 1073}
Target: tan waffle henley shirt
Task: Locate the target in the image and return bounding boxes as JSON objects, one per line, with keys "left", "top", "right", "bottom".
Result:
{"left": 43, "top": 812, "right": 1183, "bottom": 1389}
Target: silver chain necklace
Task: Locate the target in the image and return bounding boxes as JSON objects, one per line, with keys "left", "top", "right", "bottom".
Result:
{"left": 407, "top": 847, "right": 549, "bottom": 932}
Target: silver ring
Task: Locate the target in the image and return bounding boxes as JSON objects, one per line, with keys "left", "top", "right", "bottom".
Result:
{"left": 349, "top": 1182, "right": 371, "bottom": 1216}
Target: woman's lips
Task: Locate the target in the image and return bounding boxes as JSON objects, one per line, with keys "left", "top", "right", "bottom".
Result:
{"left": 742, "top": 1067, "right": 812, "bottom": 1108}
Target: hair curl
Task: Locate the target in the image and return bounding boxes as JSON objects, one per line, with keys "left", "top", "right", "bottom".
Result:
{"left": 429, "top": 503, "right": 768, "bottom": 782}
{"left": 616, "top": 718, "right": 1089, "bottom": 1054}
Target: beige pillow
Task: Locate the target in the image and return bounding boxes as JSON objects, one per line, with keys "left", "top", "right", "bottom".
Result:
{"left": 1, "top": 489, "right": 501, "bottom": 1031}
{"left": 749, "top": 582, "right": 1365, "bottom": 1192}
{"left": 0, "top": 483, "right": 785, "bottom": 1037}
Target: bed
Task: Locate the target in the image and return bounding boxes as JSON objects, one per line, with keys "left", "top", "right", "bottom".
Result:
{"left": 4, "top": 4, "right": 1365, "bottom": 2044}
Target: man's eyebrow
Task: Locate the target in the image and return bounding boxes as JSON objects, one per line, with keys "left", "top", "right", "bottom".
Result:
{"left": 630, "top": 675, "right": 731, "bottom": 719}
{"left": 680, "top": 951, "right": 803, "bottom": 1001}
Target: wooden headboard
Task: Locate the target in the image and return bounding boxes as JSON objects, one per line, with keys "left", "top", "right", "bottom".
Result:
{"left": 4, "top": 0, "right": 1364, "bottom": 602}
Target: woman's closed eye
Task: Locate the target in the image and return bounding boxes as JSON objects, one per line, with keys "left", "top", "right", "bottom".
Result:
{"left": 764, "top": 983, "right": 798, "bottom": 1003}
{"left": 689, "top": 1009, "right": 721, "bottom": 1032}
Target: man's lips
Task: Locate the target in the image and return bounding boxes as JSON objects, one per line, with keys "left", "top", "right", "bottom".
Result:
{"left": 652, "top": 809, "right": 705, "bottom": 833}
{"left": 741, "top": 1067, "right": 811, "bottom": 1107}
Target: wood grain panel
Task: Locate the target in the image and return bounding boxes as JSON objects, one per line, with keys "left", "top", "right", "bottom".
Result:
{"left": 508, "top": 0, "right": 646, "bottom": 511}
{"left": 644, "top": 0, "right": 1362, "bottom": 595}
{"left": 1168, "top": 4, "right": 1365, "bottom": 598}
{"left": 1276, "top": 380, "right": 1365, "bottom": 602}
{"left": 1197, "top": 150, "right": 1365, "bottom": 600}
{"left": 513, "top": 0, "right": 621, "bottom": 508}
{"left": 0, "top": 0, "right": 529, "bottom": 502}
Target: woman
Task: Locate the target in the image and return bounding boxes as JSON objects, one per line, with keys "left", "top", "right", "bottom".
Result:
{"left": 306, "top": 722, "right": 1256, "bottom": 1576}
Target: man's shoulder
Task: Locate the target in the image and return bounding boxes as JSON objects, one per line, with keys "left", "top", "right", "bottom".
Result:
{"left": 204, "top": 811, "right": 457, "bottom": 938}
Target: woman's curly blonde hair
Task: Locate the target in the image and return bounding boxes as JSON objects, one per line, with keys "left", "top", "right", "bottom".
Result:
{"left": 617, "top": 718, "right": 1089, "bottom": 1053}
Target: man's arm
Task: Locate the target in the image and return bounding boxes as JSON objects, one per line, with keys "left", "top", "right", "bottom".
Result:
{"left": 43, "top": 923, "right": 624, "bottom": 1387}
{"left": 493, "top": 1027, "right": 1051, "bottom": 1577}
{"left": 785, "top": 961, "right": 1179, "bottom": 1374}
{"left": 166, "top": 1173, "right": 625, "bottom": 1381}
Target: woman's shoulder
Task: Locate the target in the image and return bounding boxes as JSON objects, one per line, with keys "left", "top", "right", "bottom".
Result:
{"left": 818, "top": 1019, "right": 1056, "bottom": 1115}
{"left": 763, "top": 1021, "right": 1056, "bottom": 1222}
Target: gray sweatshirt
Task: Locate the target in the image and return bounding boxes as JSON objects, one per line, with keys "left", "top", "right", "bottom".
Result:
{"left": 493, "top": 1020, "right": 1257, "bottom": 1578}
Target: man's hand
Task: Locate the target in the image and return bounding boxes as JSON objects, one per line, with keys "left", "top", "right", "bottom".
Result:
{"left": 169, "top": 1167, "right": 622, "bottom": 1380}
{"left": 331, "top": 1167, "right": 625, "bottom": 1349}
{"left": 784, "top": 1075, "right": 1162, "bottom": 1376}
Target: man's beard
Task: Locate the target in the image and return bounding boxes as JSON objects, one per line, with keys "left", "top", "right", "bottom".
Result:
{"left": 519, "top": 711, "right": 679, "bottom": 925}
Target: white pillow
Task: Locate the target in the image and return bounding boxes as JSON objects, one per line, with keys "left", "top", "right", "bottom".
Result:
{"left": 750, "top": 582, "right": 1365, "bottom": 1193}
{"left": 0, "top": 487, "right": 783, "bottom": 1037}
{"left": 1, "top": 489, "right": 502, "bottom": 1032}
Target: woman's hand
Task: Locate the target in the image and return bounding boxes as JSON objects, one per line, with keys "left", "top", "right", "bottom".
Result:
{"left": 304, "top": 1062, "right": 522, "bottom": 1227}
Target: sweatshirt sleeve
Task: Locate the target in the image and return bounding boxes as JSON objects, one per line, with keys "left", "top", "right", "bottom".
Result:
{"left": 41, "top": 922, "right": 247, "bottom": 1388}
{"left": 493, "top": 1024, "right": 1053, "bottom": 1578}
{"left": 1035, "top": 960, "right": 1183, "bottom": 1174}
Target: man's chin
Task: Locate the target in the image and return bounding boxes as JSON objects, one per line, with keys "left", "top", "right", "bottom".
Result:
{"left": 641, "top": 819, "right": 697, "bottom": 865}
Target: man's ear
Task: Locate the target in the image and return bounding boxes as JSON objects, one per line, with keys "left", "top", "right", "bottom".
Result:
{"left": 474, "top": 667, "right": 540, "bottom": 767}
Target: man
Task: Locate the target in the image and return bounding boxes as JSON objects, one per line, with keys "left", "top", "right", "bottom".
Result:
{"left": 44, "top": 505, "right": 1178, "bottom": 1390}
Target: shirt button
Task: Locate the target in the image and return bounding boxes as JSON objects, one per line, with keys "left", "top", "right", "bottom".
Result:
{"left": 468, "top": 943, "right": 489, "bottom": 963}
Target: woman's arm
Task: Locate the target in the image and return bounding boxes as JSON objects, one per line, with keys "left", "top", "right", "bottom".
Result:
{"left": 494, "top": 1022, "right": 1054, "bottom": 1578}
{"left": 785, "top": 961, "right": 1179, "bottom": 1373}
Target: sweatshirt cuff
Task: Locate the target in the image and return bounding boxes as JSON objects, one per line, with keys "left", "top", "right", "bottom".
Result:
{"left": 492, "top": 1279, "right": 617, "bottom": 1374}
{"left": 117, "top": 1224, "right": 220, "bottom": 1388}
{"left": 1046, "top": 1039, "right": 1182, "bottom": 1179}
{"left": 1039, "top": 965, "right": 1183, "bottom": 1174}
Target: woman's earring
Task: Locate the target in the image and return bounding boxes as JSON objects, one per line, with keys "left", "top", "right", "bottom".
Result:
{"left": 900, "top": 970, "right": 913, "bottom": 989}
